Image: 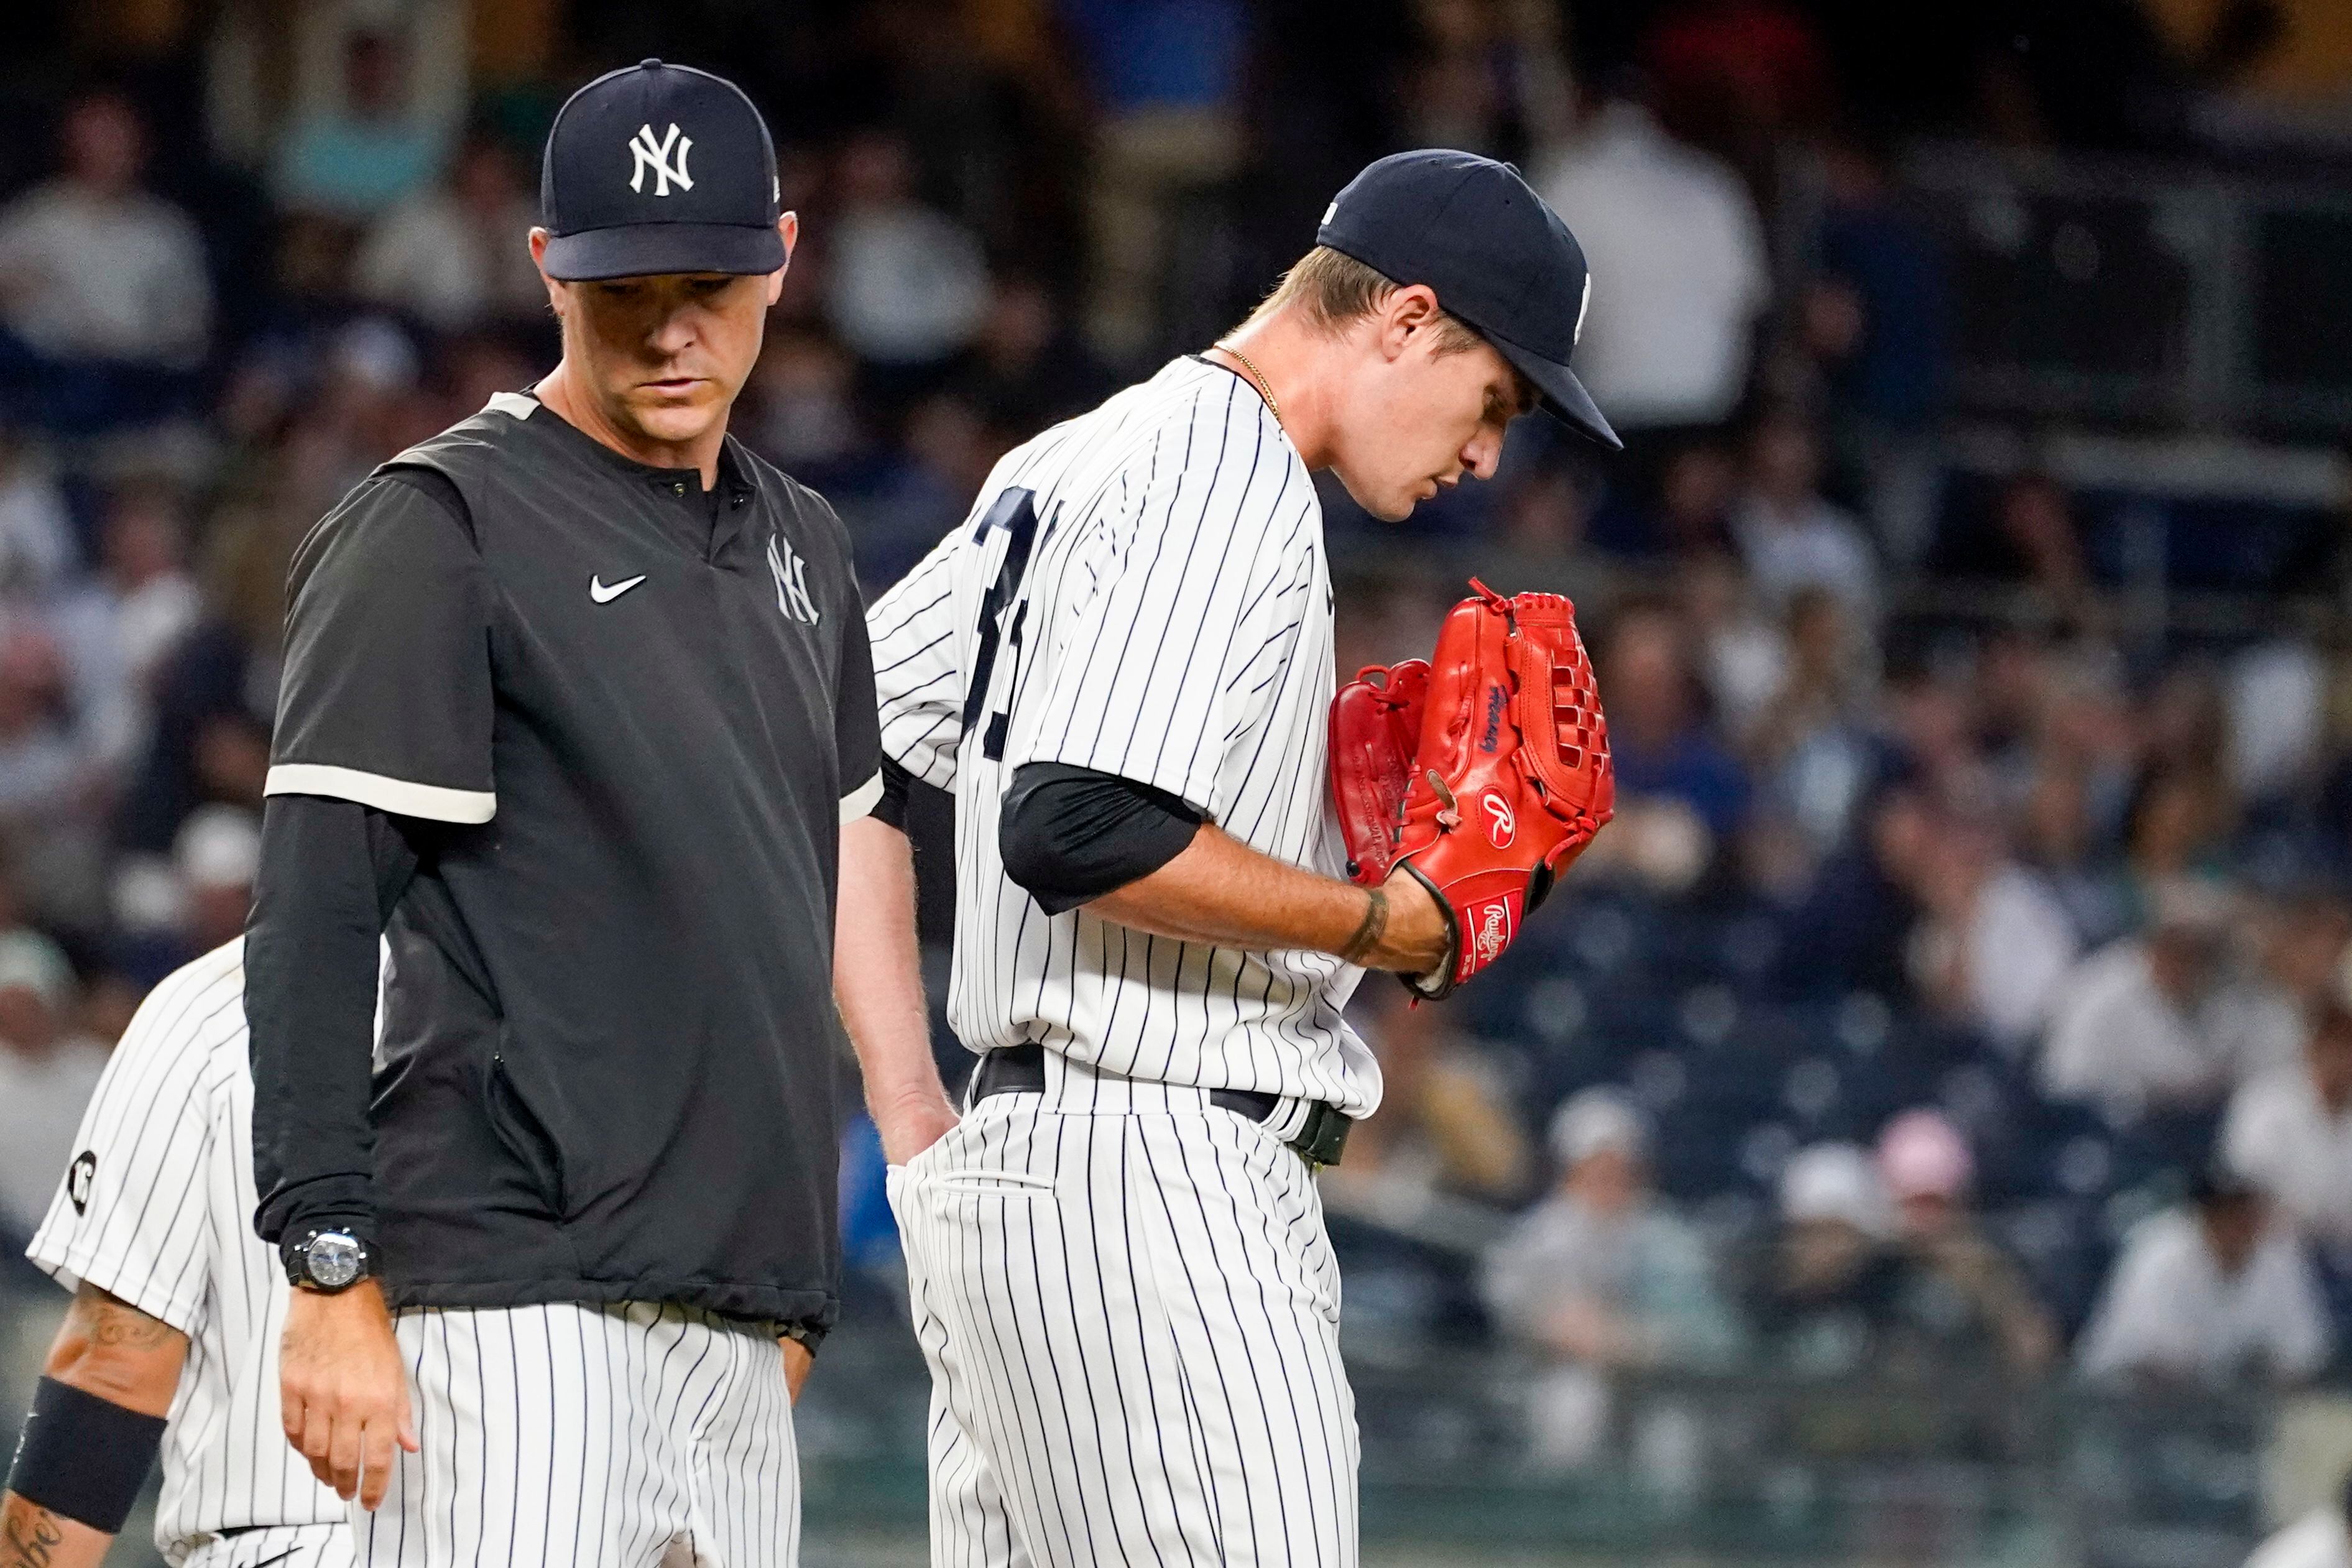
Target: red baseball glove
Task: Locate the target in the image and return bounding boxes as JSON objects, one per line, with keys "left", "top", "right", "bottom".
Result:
{"left": 1329, "top": 581, "right": 1613, "bottom": 998}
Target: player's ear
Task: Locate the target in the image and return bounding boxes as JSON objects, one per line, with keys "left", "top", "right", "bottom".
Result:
{"left": 528, "top": 228, "right": 566, "bottom": 318}
{"left": 1380, "top": 284, "right": 1443, "bottom": 363}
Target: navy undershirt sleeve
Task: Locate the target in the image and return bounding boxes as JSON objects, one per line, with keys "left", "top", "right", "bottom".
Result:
{"left": 871, "top": 756, "right": 915, "bottom": 832}
{"left": 246, "top": 795, "right": 424, "bottom": 1245}
{"left": 998, "top": 762, "right": 1204, "bottom": 916}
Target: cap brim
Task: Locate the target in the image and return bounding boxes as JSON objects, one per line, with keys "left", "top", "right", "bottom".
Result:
{"left": 1488, "top": 336, "right": 1621, "bottom": 450}
{"left": 541, "top": 223, "right": 785, "bottom": 282}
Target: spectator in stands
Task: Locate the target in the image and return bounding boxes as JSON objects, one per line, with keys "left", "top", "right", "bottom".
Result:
{"left": 1483, "top": 1091, "right": 1740, "bottom": 1469}
{"left": 1799, "top": 131, "right": 1950, "bottom": 564}
{"left": 1907, "top": 809, "right": 2079, "bottom": 1050}
{"left": 951, "top": 274, "right": 1117, "bottom": 439}
{"left": 0, "top": 427, "right": 73, "bottom": 601}
{"left": 2001, "top": 471, "right": 2100, "bottom": 609}
{"left": 354, "top": 131, "right": 543, "bottom": 333}
{"left": 1399, "top": 0, "right": 1572, "bottom": 155}
{"left": 822, "top": 130, "right": 992, "bottom": 387}
{"left": 2019, "top": 757, "right": 2132, "bottom": 950}
{"left": 173, "top": 804, "right": 261, "bottom": 959}
{"left": 1744, "top": 587, "right": 1877, "bottom": 859}
{"left": 1638, "top": 0, "right": 1833, "bottom": 173}
{"left": 2042, "top": 880, "right": 2236, "bottom": 1118}
{"left": 2244, "top": 1472, "right": 2352, "bottom": 1568}
{"left": 1874, "top": 1110, "right": 2058, "bottom": 1374}
{"left": 1753, "top": 1141, "right": 1895, "bottom": 1375}
{"left": 2077, "top": 1166, "right": 2328, "bottom": 1388}
{"left": 2210, "top": 892, "right": 2352, "bottom": 1084}
{"left": 0, "top": 90, "right": 211, "bottom": 433}
{"left": 113, "top": 497, "right": 283, "bottom": 857}
{"left": 0, "top": 930, "right": 106, "bottom": 1246}
{"left": 1329, "top": 985, "right": 1532, "bottom": 1208}
{"left": 1579, "top": 602, "right": 1750, "bottom": 893}
{"left": 1679, "top": 553, "right": 1786, "bottom": 740}
{"left": 51, "top": 478, "right": 202, "bottom": 777}
{"left": 1062, "top": 0, "right": 1248, "bottom": 362}
{"left": 1784, "top": 781, "right": 1935, "bottom": 997}
{"left": 2106, "top": 762, "right": 2236, "bottom": 935}
{"left": 271, "top": 26, "right": 450, "bottom": 221}
{"left": 1531, "top": 76, "right": 1768, "bottom": 440}
{"left": 0, "top": 623, "right": 101, "bottom": 924}
{"left": 1730, "top": 406, "right": 1880, "bottom": 623}
{"left": 2223, "top": 998, "right": 2352, "bottom": 1250}
{"left": 2227, "top": 642, "right": 2327, "bottom": 814}
{"left": 849, "top": 392, "right": 1003, "bottom": 587}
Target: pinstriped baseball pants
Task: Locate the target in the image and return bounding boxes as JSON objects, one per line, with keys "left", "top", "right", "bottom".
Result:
{"left": 354, "top": 1302, "right": 799, "bottom": 1567}
{"left": 890, "top": 1080, "right": 1360, "bottom": 1567}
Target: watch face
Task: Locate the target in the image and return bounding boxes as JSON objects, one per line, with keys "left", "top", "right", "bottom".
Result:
{"left": 307, "top": 1232, "right": 364, "bottom": 1289}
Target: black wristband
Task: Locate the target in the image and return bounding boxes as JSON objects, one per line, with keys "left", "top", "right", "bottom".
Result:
{"left": 6, "top": 1376, "right": 167, "bottom": 1532}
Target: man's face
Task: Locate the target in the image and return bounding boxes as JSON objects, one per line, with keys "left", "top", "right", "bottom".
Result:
{"left": 2309, "top": 1018, "right": 2352, "bottom": 1109}
{"left": 532, "top": 218, "right": 794, "bottom": 449}
{"left": 2203, "top": 1193, "right": 2266, "bottom": 1275}
{"left": 64, "top": 96, "right": 142, "bottom": 195}
{"left": 1566, "top": 1146, "right": 1643, "bottom": 1217}
{"left": 1328, "top": 305, "right": 1533, "bottom": 522}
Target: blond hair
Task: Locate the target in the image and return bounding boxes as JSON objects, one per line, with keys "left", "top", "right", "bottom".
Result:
{"left": 1239, "top": 246, "right": 1486, "bottom": 354}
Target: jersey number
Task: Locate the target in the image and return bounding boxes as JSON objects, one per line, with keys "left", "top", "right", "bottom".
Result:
{"left": 963, "top": 487, "right": 1042, "bottom": 762}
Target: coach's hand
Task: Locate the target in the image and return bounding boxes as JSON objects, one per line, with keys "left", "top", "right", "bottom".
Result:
{"left": 281, "top": 1281, "right": 418, "bottom": 1510}
{"left": 876, "top": 1096, "right": 959, "bottom": 1168}
{"left": 780, "top": 1337, "right": 813, "bottom": 1404}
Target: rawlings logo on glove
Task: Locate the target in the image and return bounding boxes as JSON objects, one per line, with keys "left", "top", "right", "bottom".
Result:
{"left": 1328, "top": 580, "right": 1613, "bottom": 998}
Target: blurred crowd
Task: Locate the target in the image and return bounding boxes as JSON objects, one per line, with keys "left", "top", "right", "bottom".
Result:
{"left": 0, "top": 0, "right": 2349, "bottom": 1484}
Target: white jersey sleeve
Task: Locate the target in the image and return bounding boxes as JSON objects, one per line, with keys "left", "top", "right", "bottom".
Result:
{"left": 27, "top": 962, "right": 224, "bottom": 1334}
{"left": 1013, "top": 382, "right": 1317, "bottom": 818}
{"left": 868, "top": 530, "right": 970, "bottom": 791}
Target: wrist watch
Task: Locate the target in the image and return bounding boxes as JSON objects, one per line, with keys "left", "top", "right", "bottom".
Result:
{"left": 282, "top": 1228, "right": 375, "bottom": 1293}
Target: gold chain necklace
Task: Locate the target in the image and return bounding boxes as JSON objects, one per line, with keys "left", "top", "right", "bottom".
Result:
{"left": 1215, "top": 343, "right": 1282, "bottom": 431}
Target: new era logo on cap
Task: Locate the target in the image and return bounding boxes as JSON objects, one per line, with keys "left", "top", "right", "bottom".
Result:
{"left": 541, "top": 60, "right": 783, "bottom": 280}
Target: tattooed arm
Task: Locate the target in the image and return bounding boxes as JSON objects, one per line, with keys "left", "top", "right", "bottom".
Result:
{"left": 0, "top": 1506, "right": 83, "bottom": 1568}
{"left": 1, "top": 1283, "right": 188, "bottom": 1568}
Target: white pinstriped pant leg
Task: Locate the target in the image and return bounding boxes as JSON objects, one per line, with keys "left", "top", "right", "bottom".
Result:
{"left": 356, "top": 1303, "right": 798, "bottom": 1568}
{"left": 895, "top": 1095, "right": 1360, "bottom": 1568}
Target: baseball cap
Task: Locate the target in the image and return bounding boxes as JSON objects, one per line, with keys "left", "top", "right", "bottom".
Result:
{"left": 1547, "top": 1088, "right": 1648, "bottom": 1168}
{"left": 0, "top": 930, "right": 73, "bottom": 1010}
{"left": 1876, "top": 1109, "right": 1973, "bottom": 1202}
{"left": 1780, "top": 1143, "right": 1891, "bottom": 1235}
{"left": 1317, "top": 149, "right": 1621, "bottom": 450}
{"left": 539, "top": 59, "right": 784, "bottom": 282}
{"left": 175, "top": 805, "right": 261, "bottom": 891}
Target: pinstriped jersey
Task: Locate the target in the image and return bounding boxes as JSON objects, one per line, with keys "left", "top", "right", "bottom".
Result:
{"left": 867, "top": 357, "right": 1381, "bottom": 1116}
{"left": 27, "top": 939, "right": 345, "bottom": 1561}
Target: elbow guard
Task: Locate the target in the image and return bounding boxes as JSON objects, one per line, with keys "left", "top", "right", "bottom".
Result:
{"left": 6, "top": 1376, "right": 167, "bottom": 1532}
{"left": 999, "top": 763, "right": 1204, "bottom": 915}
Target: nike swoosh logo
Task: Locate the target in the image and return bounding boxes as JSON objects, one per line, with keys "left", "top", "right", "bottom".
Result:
{"left": 590, "top": 574, "right": 647, "bottom": 604}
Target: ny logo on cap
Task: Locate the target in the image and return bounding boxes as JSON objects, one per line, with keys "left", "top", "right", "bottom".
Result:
{"left": 629, "top": 122, "right": 694, "bottom": 196}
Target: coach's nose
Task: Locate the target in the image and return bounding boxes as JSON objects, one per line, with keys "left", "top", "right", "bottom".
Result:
{"left": 647, "top": 302, "right": 701, "bottom": 361}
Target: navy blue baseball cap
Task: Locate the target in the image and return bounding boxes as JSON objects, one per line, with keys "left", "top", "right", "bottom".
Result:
{"left": 539, "top": 60, "right": 785, "bottom": 281}
{"left": 1317, "top": 150, "right": 1621, "bottom": 450}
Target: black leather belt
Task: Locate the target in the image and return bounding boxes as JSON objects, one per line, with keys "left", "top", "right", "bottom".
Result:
{"left": 968, "top": 1042, "right": 1352, "bottom": 1167}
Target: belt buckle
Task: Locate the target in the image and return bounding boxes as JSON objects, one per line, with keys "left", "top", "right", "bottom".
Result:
{"left": 1290, "top": 1102, "right": 1352, "bottom": 1168}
